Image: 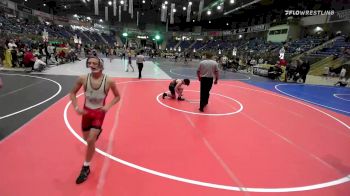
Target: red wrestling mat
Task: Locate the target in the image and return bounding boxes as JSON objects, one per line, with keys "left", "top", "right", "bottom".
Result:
{"left": 1, "top": 78, "right": 350, "bottom": 196}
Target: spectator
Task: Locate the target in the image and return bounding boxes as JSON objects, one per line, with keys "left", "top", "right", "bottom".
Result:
{"left": 23, "top": 48, "right": 35, "bottom": 71}
{"left": 299, "top": 60, "right": 310, "bottom": 83}
{"left": 33, "top": 55, "right": 46, "bottom": 72}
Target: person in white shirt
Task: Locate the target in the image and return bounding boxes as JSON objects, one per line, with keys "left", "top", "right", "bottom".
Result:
{"left": 339, "top": 67, "right": 346, "bottom": 78}
{"left": 8, "top": 40, "right": 17, "bottom": 49}
{"left": 70, "top": 56, "right": 121, "bottom": 184}
{"left": 136, "top": 50, "right": 145, "bottom": 79}
{"left": 33, "top": 55, "right": 46, "bottom": 72}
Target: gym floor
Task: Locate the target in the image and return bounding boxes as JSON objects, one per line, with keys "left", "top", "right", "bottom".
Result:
{"left": 0, "top": 58, "right": 349, "bottom": 196}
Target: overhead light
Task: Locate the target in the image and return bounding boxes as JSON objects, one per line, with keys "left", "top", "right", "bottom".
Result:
{"left": 73, "top": 14, "right": 78, "bottom": 17}
{"left": 64, "top": 5, "right": 67, "bottom": 8}
{"left": 189, "top": 2, "right": 192, "bottom": 5}
{"left": 183, "top": 7, "right": 186, "bottom": 11}
{"left": 87, "top": 16, "right": 91, "bottom": 20}
{"left": 108, "top": 1, "right": 112, "bottom": 5}
{"left": 162, "top": 5, "right": 166, "bottom": 9}
{"left": 24, "top": 0, "right": 27, "bottom": 2}
{"left": 142, "top": 0, "right": 145, "bottom": 3}
{"left": 192, "top": 19, "right": 195, "bottom": 22}
{"left": 207, "top": 10, "right": 211, "bottom": 15}
{"left": 315, "top": 26, "right": 324, "bottom": 32}
{"left": 217, "top": 5, "right": 221, "bottom": 10}
{"left": 43, "top": 3, "right": 46, "bottom": 6}
{"left": 209, "top": 20, "right": 211, "bottom": 23}
{"left": 99, "top": 19, "right": 103, "bottom": 22}
{"left": 230, "top": 0, "right": 235, "bottom": 4}
{"left": 164, "top": 1, "right": 168, "bottom": 5}
{"left": 226, "top": 23, "right": 229, "bottom": 26}
{"left": 173, "top": 8, "right": 176, "bottom": 12}
{"left": 120, "top": 0, "right": 124, "bottom": 5}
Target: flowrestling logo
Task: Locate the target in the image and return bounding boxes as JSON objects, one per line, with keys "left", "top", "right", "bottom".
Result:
{"left": 285, "top": 10, "right": 335, "bottom": 16}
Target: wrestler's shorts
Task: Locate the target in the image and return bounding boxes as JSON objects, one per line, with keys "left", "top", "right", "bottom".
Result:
{"left": 82, "top": 107, "right": 106, "bottom": 132}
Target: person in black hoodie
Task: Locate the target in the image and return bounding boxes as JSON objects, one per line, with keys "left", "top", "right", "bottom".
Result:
{"left": 299, "top": 60, "right": 310, "bottom": 83}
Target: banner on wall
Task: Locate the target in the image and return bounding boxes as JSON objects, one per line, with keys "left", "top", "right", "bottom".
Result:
{"left": 17, "top": 4, "right": 32, "bottom": 15}
{"left": 7, "top": 0, "right": 15, "bottom": 10}
{"left": 0, "top": 0, "right": 7, "bottom": 6}
{"left": 167, "top": 23, "right": 269, "bottom": 38}
{"left": 232, "top": 24, "right": 269, "bottom": 34}
{"left": 69, "top": 19, "right": 80, "bottom": 26}
{"left": 170, "top": 3, "right": 175, "bottom": 24}
{"left": 105, "top": 6, "right": 108, "bottom": 21}
{"left": 208, "top": 31, "right": 222, "bottom": 36}
{"left": 124, "top": 0, "right": 127, "bottom": 11}
{"left": 113, "top": 0, "right": 117, "bottom": 16}
{"left": 79, "top": 21, "right": 92, "bottom": 27}
{"left": 186, "top": 3, "right": 191, "bottom": 22}
{"left": 198, "top": 0, "right": 204, "bottom": 21}
{"left": 328, "top": 9, "right": 350, "bottom": 23}
{"left": 119, "top": 5, "right": 121, "bottom": 22}
{"left": 0, "top": 5, "right": 14, "bottom": 15}
{"left": 54, "top": 16, "right": 69, "bottom": 23}
{"left": 161, "top": 4, "right": 167, "bottom": 22}
{"left": 222, "top": 31, "right": 232, "bottom": 36}
{"left": 94, "top": 0, "right": 99, "bottom": 15}
{"left": 190, "top": 32, "right": 201, "bottom": 36}
{"left": 33, "top": 10, "right": 53, "bottom": 21}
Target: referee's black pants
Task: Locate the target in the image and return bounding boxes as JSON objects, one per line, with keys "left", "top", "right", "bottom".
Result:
{"left": 137, "top": 63, "right": 143, "bottom": 79}
{"left": 200, "top": 77, "right": 213, "bottom": 110}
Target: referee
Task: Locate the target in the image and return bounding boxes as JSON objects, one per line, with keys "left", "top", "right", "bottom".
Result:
{"left": 197, "top": 52, "right": 219, "bottom": 112}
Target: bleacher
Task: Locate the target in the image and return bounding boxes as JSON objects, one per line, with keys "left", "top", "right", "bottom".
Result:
{"left": 191, "top": 40, "right": 205, "bottom": 49}
{"left": 166, "top": 39, "right": 177, "bottom": 49}
{"left": 101, "top": 33, "right": 116, "bottom": 45}
{"left": 284, "top": 36, "right": 328, "bottom": 56}
{"left": 178, "top": 40, "right": 192, "bottom": 49}
{"left": 313, "top": 37, "right": 350, "bottom": 56}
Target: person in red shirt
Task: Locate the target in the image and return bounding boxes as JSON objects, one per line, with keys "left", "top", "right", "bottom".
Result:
{"left": 58, "top": 50, "right": 66, "bottom": 63}
{"left": 23, "top": 49, "right": 35, "bottom": 71}
{"left": 279, "top": 58, "right": 287, "bottom": 67}
{"left": 278, "top": 58, "right": 288, "bottom": 82}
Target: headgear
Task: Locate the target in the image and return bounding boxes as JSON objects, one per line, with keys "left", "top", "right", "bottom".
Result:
{"left": 86, "top": 56, "right": 104, "bottom": 70}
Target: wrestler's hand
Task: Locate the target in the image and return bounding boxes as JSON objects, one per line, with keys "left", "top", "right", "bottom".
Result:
{"left": 75, "top": 107, "right": 87, "bottom": 115}
{"left": 100, "top": 106, "right": 109, "bottom": 113}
